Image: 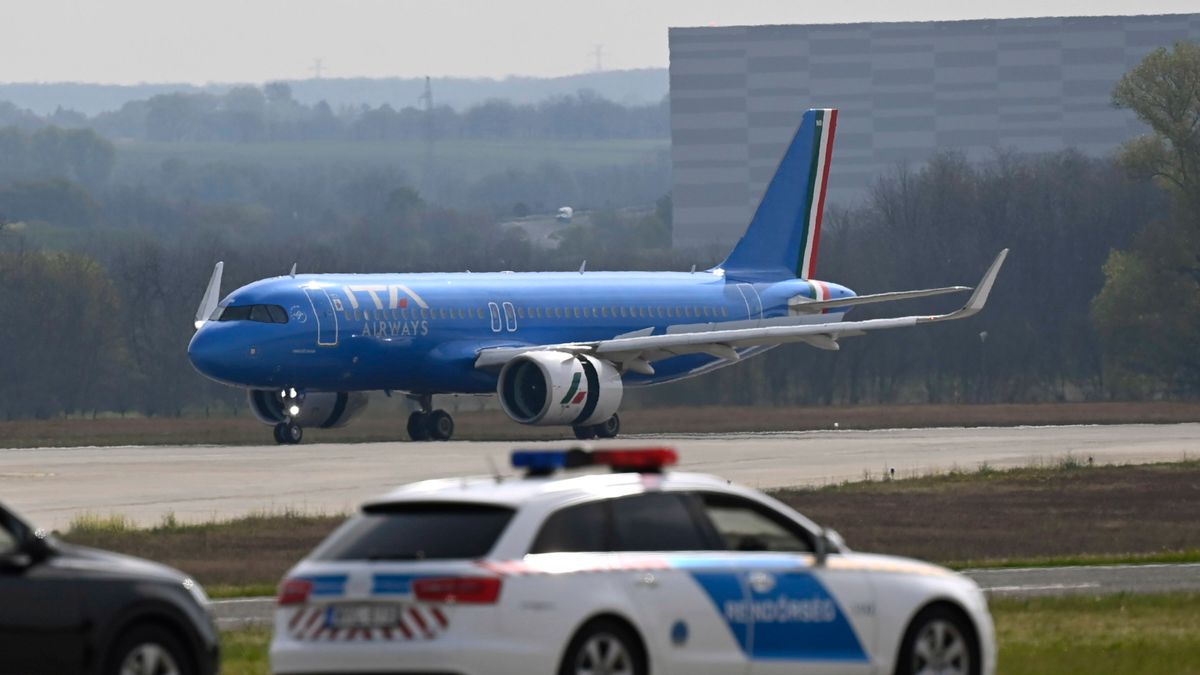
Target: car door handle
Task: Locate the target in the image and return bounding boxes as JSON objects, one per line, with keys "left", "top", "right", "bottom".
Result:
{"left": 635, "top": 572, "right": 659, "bottom": 588}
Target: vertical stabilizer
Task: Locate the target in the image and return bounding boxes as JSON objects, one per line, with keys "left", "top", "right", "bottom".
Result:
{"left": 719, "top": 108, "right": 838, "bottom": 281}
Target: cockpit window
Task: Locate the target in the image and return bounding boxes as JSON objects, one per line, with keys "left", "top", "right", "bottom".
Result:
{"left": 219, "top": 304, "right": 289, "bottom": 324}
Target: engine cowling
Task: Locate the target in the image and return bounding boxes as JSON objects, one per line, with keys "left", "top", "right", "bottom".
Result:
{"left": 247, "top": 390, "right": 369, "bottom": 429}
{"left": 498, "top": 351, "right": 623, "bottom": 426}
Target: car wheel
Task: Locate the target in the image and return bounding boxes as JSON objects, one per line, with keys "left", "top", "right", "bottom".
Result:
{"left": 108, "top": 624, "right": 193, "bottom": 675}
{"left": 895, "top": 605, "right": 979, "bottom": 675}
{"left": 558, "top": 619, "right": 645, "bottom": 675}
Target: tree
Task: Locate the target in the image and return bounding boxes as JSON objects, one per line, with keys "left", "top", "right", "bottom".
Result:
{"left": 1112, "top": 41, "right": 1200, "bottom": 217}
{"left": 1093, "top": 40, "right": 1200, "bottom": 396}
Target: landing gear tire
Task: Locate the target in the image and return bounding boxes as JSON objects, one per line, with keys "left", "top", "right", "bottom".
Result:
{"left": 427, "top": 410, "right": 454, "bottom": 441}
{"left": 275, "top": 422, "right": 303, "bottom": 445}
{"left": 407, "top": 411, "right": 430, "bottom": 441}
{"left": 595, "top": 413, "right": 620, "bottom": 439}
{"left": 573, "top": 425, "right": 597, "bottom": 440}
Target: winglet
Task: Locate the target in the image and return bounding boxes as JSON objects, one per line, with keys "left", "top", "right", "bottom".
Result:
{"left": 193, "top": 261, "right": 224, "bottom": 329}
{"left": 919, "top": 249, "right": 1008, "bottom": 323}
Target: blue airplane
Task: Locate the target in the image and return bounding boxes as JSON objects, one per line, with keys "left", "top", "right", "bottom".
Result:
{"left": 188, "top": 109, "right": 1007, "bottom": 444}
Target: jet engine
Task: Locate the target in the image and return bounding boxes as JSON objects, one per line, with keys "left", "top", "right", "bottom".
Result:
{"left": 247, "top": 390, "right": 369, "bottom": 429}
{"left": 498, "top": 351, "right": 623, "bottom": 426}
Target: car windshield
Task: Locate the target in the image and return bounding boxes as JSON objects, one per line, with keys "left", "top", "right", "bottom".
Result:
{"left": 311, "top": 502, "right": 515, "bottom": 561}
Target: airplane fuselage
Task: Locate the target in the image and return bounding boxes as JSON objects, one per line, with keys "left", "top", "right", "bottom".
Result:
{"left": 188, "top": 270, "right": 853, "bottom": 395}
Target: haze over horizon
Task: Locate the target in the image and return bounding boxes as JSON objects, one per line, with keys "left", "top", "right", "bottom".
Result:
{"left": 4, "top": 0, "right": 1198, "bottom": 86}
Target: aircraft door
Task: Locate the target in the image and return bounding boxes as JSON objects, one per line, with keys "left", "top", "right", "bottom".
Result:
{"left": 303, "top": 288, "right": 339, "bottom": 346}
{"left": 736, "top": 284, "right": 763, "bottom": 321}
{"left": 488, "top": 302, "right": 502, "bottom": 332}
{"left": 502, "top": 301, "right": 517, "bottom": 332}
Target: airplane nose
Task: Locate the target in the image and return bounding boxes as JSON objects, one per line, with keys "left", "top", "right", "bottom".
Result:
{"left": 188, "top": 325, "right": 226, "bottom": 380}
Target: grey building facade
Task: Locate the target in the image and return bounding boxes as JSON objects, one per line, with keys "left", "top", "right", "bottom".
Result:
{"left": 669, "top": 14, "right": 1200, "bottom": 249}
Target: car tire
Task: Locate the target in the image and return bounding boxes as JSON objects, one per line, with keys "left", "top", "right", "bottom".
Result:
{"left": 894, "top": 605, "right": 980, "bottom": 675}
{"left": 558, "top": 618, "right": 646, "bottom": 675}
{"left": 106, "top": 623, "right": 194, "bottom": 675}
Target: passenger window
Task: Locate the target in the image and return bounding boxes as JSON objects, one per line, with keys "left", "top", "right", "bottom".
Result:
{"left": 601, "top": 307, "right": 609, "bottom": 317}
{"left": 421, "top": 308, "right": 429, "bottom": 319}
{"left": 530, "top": 500, "right": 609, "bottom": 553}
{"left": 619, "top": 307, "right": 628, "bottom": 318}
{"left": 266, "top": 305, "right": 288, "bottom": 323}
{"left": 698, "top": 493, "right": 813, "bottom": 553}
{"left": 611, "top": 493, "right": 711, "bottom": 552}
{"left": 574, "top": 307, "right": 581, "bottom": 318}
{"left": 722, "top": 307, "right": 729, "bottom": 317}
{"left": 517, "top": 307, "right": 525, "bottom": 319}
{"left": 477, "top": 308, "right": 485, "bottom": 319}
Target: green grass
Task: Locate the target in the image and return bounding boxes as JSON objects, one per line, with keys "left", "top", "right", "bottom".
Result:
{"left": 949, "top": 549, "right": 1200, "bottom": 571}
{"left": 220, "top": 627, "right": 271, "bottom": 675}
{"left": 216, "top": 594, "right": 1200, "bottom": 675}
{"left": 992, "top": 594, "right": 1200, "bottom": 674}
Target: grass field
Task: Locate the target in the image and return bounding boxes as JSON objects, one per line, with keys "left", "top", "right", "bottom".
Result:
{"left": 58, "top": 460, "right": 1200, "bottom": 595}
{"left": 215, "top": 594, "right": 1200, "bottom": 675}
{"left": 6, "top": 400, "right": 1200, "bottom": 448}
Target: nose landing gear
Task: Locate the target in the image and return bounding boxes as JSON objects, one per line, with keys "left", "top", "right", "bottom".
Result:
{"left": 273, "top": 421, "right": 303, "bottom": 445}
{"left": 406, "top": 394, "right": 454, "bottom": 441}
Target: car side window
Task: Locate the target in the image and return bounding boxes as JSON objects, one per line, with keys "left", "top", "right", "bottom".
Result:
{"left": 529, "top": 500, "right": 609, "bottom": 553}
{"left": 698, "top": 493, "right": 814, "bottom": 553}
{"left": 0, "top": 519, "right": 19, "bottom": 557}
{"left": 610, "top": 492, "right": 711, "bottom": 552}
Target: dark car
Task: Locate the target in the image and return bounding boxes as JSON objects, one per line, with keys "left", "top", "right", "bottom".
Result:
{"left": 0, "top": 503, "right": 219, "bottom": 675}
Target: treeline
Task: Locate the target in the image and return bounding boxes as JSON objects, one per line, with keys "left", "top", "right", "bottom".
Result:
{"left": 0, "top": 84, "right": 669, "bottom": 143}
{"left": 0, "top": 146, "right": 1174, "bottom": 419}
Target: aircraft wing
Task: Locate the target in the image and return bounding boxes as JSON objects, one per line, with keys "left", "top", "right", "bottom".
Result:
{"left": 475, "top": 249, "right": 1007, "bottom": 373}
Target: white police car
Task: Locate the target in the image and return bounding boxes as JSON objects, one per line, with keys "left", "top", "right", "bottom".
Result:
{"left": 270, "top": 448, "right": 995, "bottom": 675}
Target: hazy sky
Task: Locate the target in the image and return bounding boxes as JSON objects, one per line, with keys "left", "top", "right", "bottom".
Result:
{"left": 4, "top": 0, "right": 1198, "bottom": 84}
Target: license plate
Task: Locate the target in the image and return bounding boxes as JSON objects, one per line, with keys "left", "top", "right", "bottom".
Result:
{"left": 326, "top": 604, "right": 402, "bottom": 629}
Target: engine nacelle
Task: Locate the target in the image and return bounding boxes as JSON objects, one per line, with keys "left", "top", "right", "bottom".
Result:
{"left": 498, "top": 351, "right": 623, "bottom": 426}
{"left": 247, "top": 390, "right": 369, "bottom": 429}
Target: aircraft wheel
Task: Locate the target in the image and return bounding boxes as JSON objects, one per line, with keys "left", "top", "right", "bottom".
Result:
{"left": 407, "top": 411, "right": 431, "bottom": 441}
{"left": 427, "top": 410, "right": 455, "bottom": 441}
{"left": 273, "top": 423, "right": 288, "bottom": 445}
{"left": 594, "top": 413, "right": 620, "bottom": 439}
{"left": 573, "top": 425, "right": 597, "bottom": 440}
{"left": 282, "top": 422, "right": 303, "bottom": 445}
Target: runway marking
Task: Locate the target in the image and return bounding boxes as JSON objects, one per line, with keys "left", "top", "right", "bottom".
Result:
{"left": 982, "top": 583, "right": 1100, "bottom": 593}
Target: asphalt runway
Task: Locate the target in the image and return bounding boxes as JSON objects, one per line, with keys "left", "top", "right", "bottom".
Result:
{"left": 1, "top": 423, "right": 1197, "bottom": 529}
{"left": 211, "top": 563, "right": 1200, "bottom": 628}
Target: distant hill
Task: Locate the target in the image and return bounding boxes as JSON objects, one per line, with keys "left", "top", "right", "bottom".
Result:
{"left": 0, "top": 69, "right": 668, "bottom": 116}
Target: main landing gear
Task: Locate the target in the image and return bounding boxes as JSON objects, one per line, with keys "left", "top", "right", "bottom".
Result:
{"left": 407, "top": 394, "right": 454, "bottom": 441}
{"left": 573, "top": 413, "right": 620, "bottom": 440}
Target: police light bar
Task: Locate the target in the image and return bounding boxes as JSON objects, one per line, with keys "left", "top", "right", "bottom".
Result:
{"left": 511, "top": 447, "right": 678, "bottom": 475}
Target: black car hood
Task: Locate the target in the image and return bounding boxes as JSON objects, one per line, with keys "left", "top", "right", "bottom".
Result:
{"left": 49, "top": 542, "right": 188, "bottom": 583}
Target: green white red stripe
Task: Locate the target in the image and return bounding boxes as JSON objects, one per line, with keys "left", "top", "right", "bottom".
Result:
{"left": 798, "top": 108, "right": 837, "bottom": 280}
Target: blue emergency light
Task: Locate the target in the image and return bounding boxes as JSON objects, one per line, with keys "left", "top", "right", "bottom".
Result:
{"left": 511, "top": 447, "right": 678, "bottom": 476}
